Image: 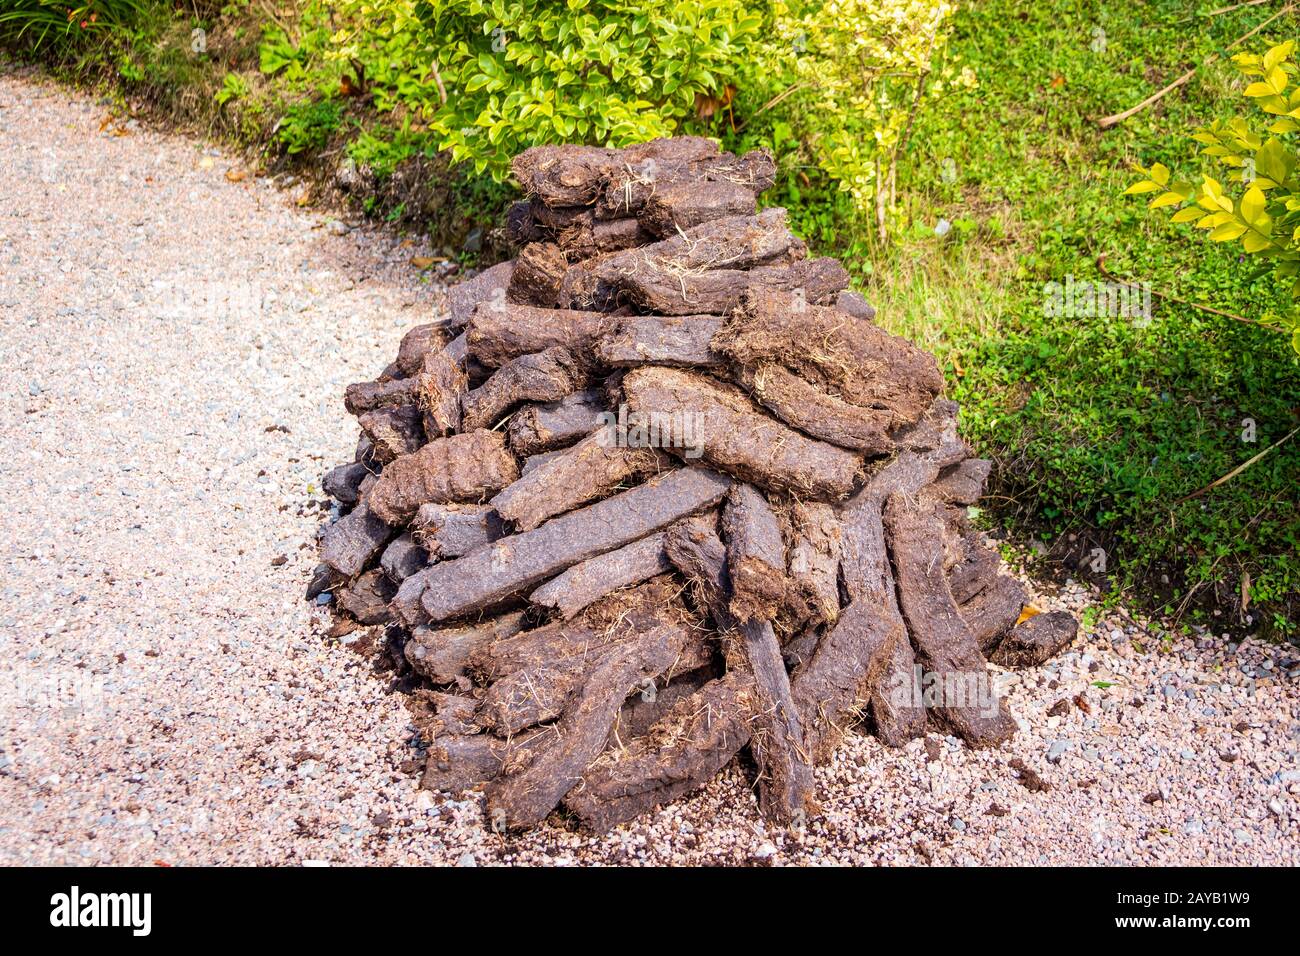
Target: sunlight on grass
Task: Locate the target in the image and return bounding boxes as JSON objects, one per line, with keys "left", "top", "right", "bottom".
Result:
{"left": 867, "top": 235, "right": 1017, "bottom": 361}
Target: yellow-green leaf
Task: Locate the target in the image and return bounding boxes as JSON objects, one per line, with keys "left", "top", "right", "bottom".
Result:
{"left": 1125, "top": 180, "right": 1162, "bottom": 195}
{"left": 1264, "top": 40, "right": 1295, "bottom": 72}
{"left": 1241, "top": 185, "right": 1267, "bottom": 225}
{"left": 1171, "top": 206, "right": 1202, "bottom": 223}
{"left": 1209, "top": 222, "right": 1248, "bottom": 242}
{"left": 1150, "top": 191, "right": 1183, "bottom": 209}
{"left": 1243, "top": 231, "right": 1273, "bottom": 253}
{"left": 1257, "top": 137, "right": 1290, "bottom": 183}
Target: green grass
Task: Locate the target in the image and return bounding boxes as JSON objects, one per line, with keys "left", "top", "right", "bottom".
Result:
{"left": 874, "top": 0, "right": 1300, "bottom": 636}
{"left": 0, "top": 0, "right": 153, "bottom": 49}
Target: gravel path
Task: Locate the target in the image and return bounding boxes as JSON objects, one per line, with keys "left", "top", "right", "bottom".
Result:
{"left": 1, "top": 69, "right": 1297, "bottom": 867}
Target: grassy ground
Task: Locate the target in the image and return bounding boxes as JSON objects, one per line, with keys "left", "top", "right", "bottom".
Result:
{"left": 871, "top": 0, "right": 1300, "bottom": 637}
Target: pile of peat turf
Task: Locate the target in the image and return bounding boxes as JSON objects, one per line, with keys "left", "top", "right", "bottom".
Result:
{"left": 310, "top": 136, "right": 1079, "bottom": 832}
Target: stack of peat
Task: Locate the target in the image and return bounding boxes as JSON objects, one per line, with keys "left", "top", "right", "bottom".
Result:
{"left": 311, "top": 136, "right": 1079, "bottom": 832}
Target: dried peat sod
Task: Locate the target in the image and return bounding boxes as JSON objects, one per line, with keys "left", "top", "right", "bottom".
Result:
{"left": 310, "top": 137, "right": 1078, "bottom": 832}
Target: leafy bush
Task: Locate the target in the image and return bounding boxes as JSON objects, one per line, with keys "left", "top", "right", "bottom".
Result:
{"left": 258, "top": 4, "right": 337, "bottom": 89}
{"left": 1128, "top": 40, "right": 1300, "bottom": 355}
{"left": 739, "top": 1, "right": 970, "bottom": 241}
{"left": 234, "top": 0, "right": 964, "bottom": 244}
{"left": 328, "top": 0, "right": 764, "bottom": 176}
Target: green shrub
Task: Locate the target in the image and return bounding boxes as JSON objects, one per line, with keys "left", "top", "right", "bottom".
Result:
{"left": 1129, "top": 40, "right": 1300, "bottom": 355}
{"left": 225, "top": 1, "right": 968, "bottom": 248}
{"left": 258, "top": 6, "right": 337, "bottom": 90}
{"left": 329, "top": 0, "right": 764, "bottom": 177}
{"left": 732, "top": 1, "right": 970, "bottom": 242}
